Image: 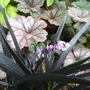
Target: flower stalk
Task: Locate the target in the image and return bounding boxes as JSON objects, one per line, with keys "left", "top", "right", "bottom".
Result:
{"left": 36, "top": 40, "right": 70, "bottom": 57}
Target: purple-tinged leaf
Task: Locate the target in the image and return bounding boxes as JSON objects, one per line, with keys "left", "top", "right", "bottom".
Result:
{"left": 14, "top": 0, "right": 45, "bottom": 13}
{"left": 41, "top": 8, "right": 66, "bottom": 26}
{"left": 3, "top": 15, "right": 48, "bottom": 49}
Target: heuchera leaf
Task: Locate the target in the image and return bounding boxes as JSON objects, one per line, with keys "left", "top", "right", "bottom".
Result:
{"left": 41, "top": 8, "right": 66, "bottom": 26}
{"left": 14, "top": 0, "right": 45, "bottom": 13}
{"left": 0, "top": 11, "right": 4, "bottom": 23}
{"left": 78, "top": 36, "right": 87, "bottom": 44}
{"left": 68, "top": 7, "right": 90, "bottom": 22}
{"left": 3, "top": 15, "right": 48, "bottom": 49}
{"left": 17, "top": 4, "right": 30, "bottom": 13}
{"left": 64, "top": 44, "right": 90, "bottom": 66}
{"left": 30, "top": 8, "right": 44, "bottom": 18}
{"left": 0, "top": 0, "right": 10, "bottom": 8}
{"left": 0, "top": 4, "right": 18, "bottom": 23}
{"left": 55, "top": 0, "right": 66, "bottom": 9}
{"left": 46, "top": 0, "right": 54, "bottom": 6}
{"left": 5, "top": 4, "right": 18, "bottom": 17}
{"left": 72, "top": 0, "right": 90, "bottom": 11}
{"left": 73, "top": 22, "right": 84, "bottom": 32}
{"left": 66, "top": 16, "right": 72, "bottom": 26}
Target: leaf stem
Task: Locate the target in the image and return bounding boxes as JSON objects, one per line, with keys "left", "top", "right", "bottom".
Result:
{"left": 65, "top": 0, "right": 73, "bottom": 7}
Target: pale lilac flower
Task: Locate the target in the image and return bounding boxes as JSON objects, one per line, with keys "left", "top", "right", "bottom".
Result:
{"left": 45, "top": 44, "right": 53, "bottom": 53}
{"left": 52, "top": 44, "right": 59, "bottom": 51}
{"left": 36, "top": 50, "right": 43, "bottom": 58}
{"left": 36, "top": 40, "right": 70, "bottom": 57}
{"left": 61, "top": 42, "right": 71, "bottom": 51}
{"left": 56, "top": 41, "right": 66, "bottom": 51}
{"left": 53, "top": 41, "right": 70, "bottom": 51}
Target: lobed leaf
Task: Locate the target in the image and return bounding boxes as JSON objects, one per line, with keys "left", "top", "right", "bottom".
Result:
{"left": 68, "top": 7, "right": 90, "bottom": 22}
{"left": 41, "top": 8, "right": 66, "bottom": 26}
{"left": 72, "top": 0, "right": 90, "bottom": 11}
{"left": 14, "top": 0, "right": 45, "bottom": 13}
{"left": 0, "top": 0, "right": 10, "bottom": 8}
{"left": 3, "top": 15, "right": 48, "bottom": 49}
{"left": 5, "top": 4, "right": 18, "bottom": 17}
{"left": 64, "top": 44, "right": 90, "bottom": 66}
{"left": 55, "top": 0, "right": 66, "bottom": 9}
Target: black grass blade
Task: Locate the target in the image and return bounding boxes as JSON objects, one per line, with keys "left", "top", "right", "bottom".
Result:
{"left": 51, "top": 56, "right": 90, "bottom": 74}
{"left": 16, "top": 73, "right": 90, "bottom": 86}
{"left": 0, "top": 52, "right": 25, "bottom": 79}
{"left": 55, "top": 20, "right": 90, "bottom": 69}
{"left": 0, "top": 5, "right": 24, "bottom": 61}
{"left": 0, "top": 81, "right": 17, "bottom": 88}
{"left": 0, "top": 24, "right": 10, "bottom": 57}
{"left": 53, "top": 12, "right": 68, "bottom": 42}
{"left": 0, "top": 27, "right": 30, "bottom": 74}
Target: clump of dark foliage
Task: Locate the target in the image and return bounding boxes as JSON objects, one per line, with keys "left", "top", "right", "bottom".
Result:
{"left": 0, "top": 5, "right": 90, "bottom": 90}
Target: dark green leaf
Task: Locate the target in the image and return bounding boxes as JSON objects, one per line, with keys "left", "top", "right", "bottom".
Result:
{"left": 16, "top": 73, "right": 90, "bottom": 86}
